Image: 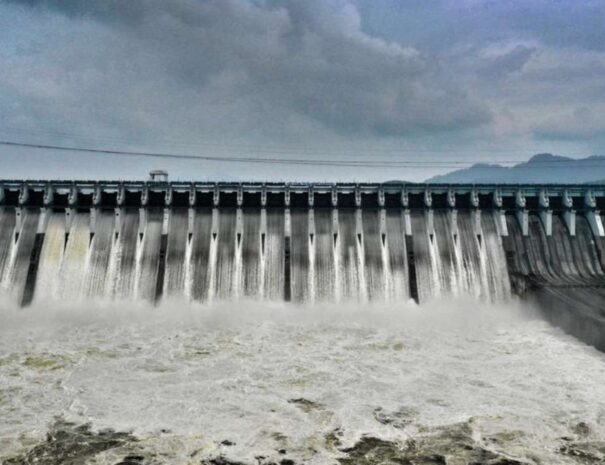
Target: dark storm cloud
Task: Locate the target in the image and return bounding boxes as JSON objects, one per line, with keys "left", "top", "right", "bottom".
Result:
{"left": 1, "top": 0, "right": 604, "bottom": 181}
{"left": 2, "top": 0, "right": 490, "bottom": 139}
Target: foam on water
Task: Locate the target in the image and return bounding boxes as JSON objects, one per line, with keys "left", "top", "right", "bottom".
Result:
{"left": 1, "top": 298, "right": 604, "bottom": 463}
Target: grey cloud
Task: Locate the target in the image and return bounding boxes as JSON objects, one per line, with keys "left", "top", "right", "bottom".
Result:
{"left": 356, "top": 0, "right": 605, "bottom": 53}
{"left": 3, "top": 0, "right": 490, "bottom": 140}
{"left": 479, "top": 45, "right": 536, "bottom": 78}
{"left": 533, "top": 107, "right": 605, "bottom": 141}
{"left": 2, "top": 0, "right": 604, "bottom": 183}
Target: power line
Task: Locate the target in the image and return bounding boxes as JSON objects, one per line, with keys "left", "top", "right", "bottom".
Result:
{"left": 1, "top": 140, "right": 605, "bottom": 169}
{"left": 0, "top": 140, "right": 479, "bottom": 167}
{"left": 0, "top": 125, "right": 545, "bottom": 157}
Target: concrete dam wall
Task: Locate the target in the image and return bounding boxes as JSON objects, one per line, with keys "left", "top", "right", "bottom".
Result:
{"left": 0, "top": 181, "right": 604, "bottom": 349}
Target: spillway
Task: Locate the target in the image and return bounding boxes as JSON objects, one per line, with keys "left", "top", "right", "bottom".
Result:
{"left": 1, "top": 181, "right": 605, "bottom": 350}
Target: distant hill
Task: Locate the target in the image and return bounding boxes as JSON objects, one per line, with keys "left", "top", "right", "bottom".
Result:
{"left": 426, "top": 153, "right": 605, "bottom": 184}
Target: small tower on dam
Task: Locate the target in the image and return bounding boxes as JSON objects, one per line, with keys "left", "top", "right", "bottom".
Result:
{"left": 149, "top": 170, "right": 169, "bottom": 182}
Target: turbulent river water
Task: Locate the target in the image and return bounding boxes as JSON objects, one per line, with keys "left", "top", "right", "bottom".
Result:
{"left": 1, "top": 298, "right": 605, "bottom": 464}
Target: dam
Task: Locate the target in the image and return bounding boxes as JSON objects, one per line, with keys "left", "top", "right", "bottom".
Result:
{"left": 0, "top": 180, "right": 604, "bottom": 348}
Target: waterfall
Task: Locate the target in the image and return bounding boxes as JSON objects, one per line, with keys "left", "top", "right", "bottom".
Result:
{"left": 314, "top": 209, "right": 336, "bottom": 302}
{"left": 33, "top": 211, "right": 66, "bottom": 302}
{"left": 7, "top": 209, "right": 40, "bottom": 304}
{"left": 290, "top": 209, "right": 309, "bottom": 302}
{"left": 60, "top": 211, "right": 92, "bottom": 301}
{"left": 385, "top": 209, "right": 409, "bottom": 302}
{"left": 336, "top": 209, "right": 363, "bottom": 302}
{"left": 0, "top": 204, "right": 574, "bottom": 307}
{"left": 213, "top": 209, "right": 237, "bottom": 300}
{"left": 189, "top": 209, "right": 213, "bottom": 302}
{"left": 263, "top": 209, "right": 285, "bottom": 300}
{"left": 109, "top": 209, "right": 139, "bottom": 299}
{"left": 0, "top": 209, "right": 16, "bottom": 294}
{"left": 84, "top": 210, "right": 114, "bottom": 299}
{"left": 164, "top": 209, "right": 188, "bottom": 297}
{"left": 241, "top": 209, "right": 262, "bottom": 298}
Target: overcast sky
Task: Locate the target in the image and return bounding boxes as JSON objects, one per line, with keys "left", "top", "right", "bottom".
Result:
{"left": 1, "top": 0, "right": 604, "bottom": 181}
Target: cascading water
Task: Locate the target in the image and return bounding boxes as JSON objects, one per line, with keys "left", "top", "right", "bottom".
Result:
{"left": 189, "top": 209, "right": 213, "bottom": 302}
{"left": 110, "top": 209, "right": 139, "bottom": 299}
{"left": 164, "top": 209, "right": 188, "bottom": 297}
{"left": 33, "top": 212, "right": 66, "bottom": 302}
{"left": 313, "top": 209, "right": 336, "bottom": 302}
{"left": 290, "top": 208, "right": 310, "bottom": 302}
{"left": 241, "top": 209, "right": 261, "bottom": 298}
{"left": 385, "top": 209, "right": 409, "bottom": 301}
{"left": 213, "top": 209, "right": 237, "bottom": 301}
{"left": 83, "top": 210, "right": 114, "bottom": 299}
{"left": 336, "top": 209, "right": 363, "bottom": 301}
{"left": 1, "top": 204, "right": 603, "bottom": 311}
{"left": 59, "top": 211, "right": 91, "bottom": 301}
{"left": 362, "top": 209, "right": 387, "bottom": 301}
{"left": 262, "top": 209, "right": 285, "bottom": 300}
{"left": 0, "top": 208, "right": 16, "bottom": 287}
{"left": 6, "top": 208, "right": 40, "bottom": 304}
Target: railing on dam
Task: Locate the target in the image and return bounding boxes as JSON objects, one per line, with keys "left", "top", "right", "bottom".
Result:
{"left": 1, "top": 180, "right": 604, "bottom": 237}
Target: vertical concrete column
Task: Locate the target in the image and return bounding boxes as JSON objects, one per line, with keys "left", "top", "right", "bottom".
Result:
{"left": 377, "top": 187, "right": 385, "bottom": 209}
{"left": 237, "top": 186, "right": 243, "bottom": 208}
{"left": 585, "top": 189, "right": 604, "bottom": 237}
{"left": 493, "top": 188, "right": 508, "bottom": 236}
{"left": 116, "top": 184, "right": 126, "bottom": 207}
{"left": 284, "top": 186, "right": 291, "bottom": 210}
{"left": 117, "top": 184, "right": 125, "bottom": 207}
{"left": 189, "top": 184, "right": 196, "bottom": 207}
{"left": 165, "top": 186, "right": 172, "bottom": 207}
{"left": 141, "top": 186, "right": 149, "bottom": 207}
{"left": 92, "top": 184, "right": 102, "bottom": 208}
{"left": 447, "top": 187, "right": 458, "bottom": 237}
{"left": 378, "top": 186, "right": 386, "bottom": 243}
{"left": 424, "top": 187, "right": 434, "bottom": 237}
{"left": 539, "top": 188, "right": 552, "bottom": 236}
{"left": 43, "top": 183, "right": 54, "bottom": 207}
{"left": 18, "top": 183, "right": 29, "bottom": 206}
{"left": 515, "top": 189, "right": 528, "bottom": 236}
{"left": 563, "top": 189, "right": 576, "bottom": 236}
{"left": 470, "top": 187, "right": 482, "bottom": 235}
{"left": 213, "top": 184, "right": 220, "bottom": 208}
{"left": 68, "top": 184, "right": 78, "bottom": 208}
{"left": 401, "top": 187, "right": 411, "bottom": 236}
